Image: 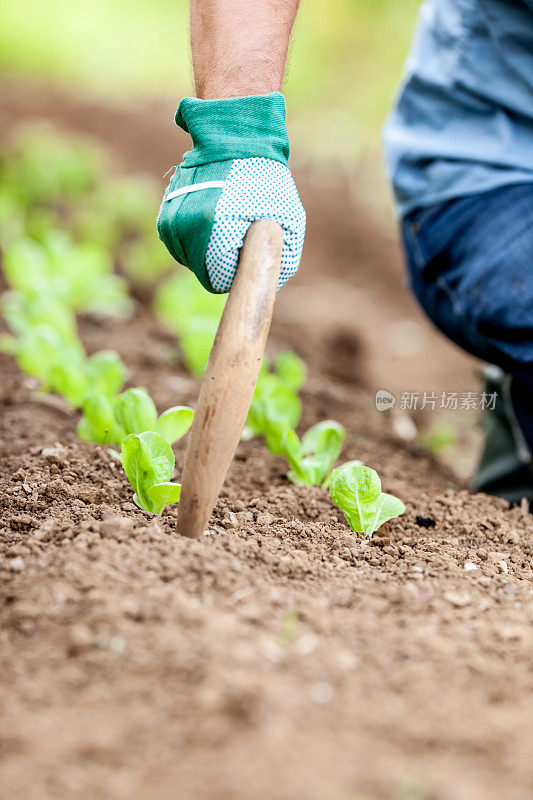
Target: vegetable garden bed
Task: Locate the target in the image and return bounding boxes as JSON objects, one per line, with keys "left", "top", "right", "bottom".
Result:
{"left": 1, "top": 84, "right": 533, "bottom": 800}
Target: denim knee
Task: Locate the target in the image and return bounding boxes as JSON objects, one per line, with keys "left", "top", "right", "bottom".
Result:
{"left": 401, "top": 183, "right": 533, "bottom": 375}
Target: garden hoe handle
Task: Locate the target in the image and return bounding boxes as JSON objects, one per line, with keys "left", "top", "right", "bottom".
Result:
{"left": 176, "top": 219, "right": 283, "bottom": 539}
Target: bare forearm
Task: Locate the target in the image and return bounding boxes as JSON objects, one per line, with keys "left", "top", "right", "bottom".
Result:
{"left": 190, "top": 0, "right": 300, "bottom": 99}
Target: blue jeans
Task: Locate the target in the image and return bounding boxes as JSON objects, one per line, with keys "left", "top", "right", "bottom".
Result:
{"left": 401, "top": 183, "right": 533, "bottom": 449}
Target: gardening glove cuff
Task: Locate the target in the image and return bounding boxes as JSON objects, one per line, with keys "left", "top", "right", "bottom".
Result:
{"left": 157, "top": 93, "right": 305, "bottom": 295}
{"left": 175, "top": 92, "right": 290, "bottom": 167}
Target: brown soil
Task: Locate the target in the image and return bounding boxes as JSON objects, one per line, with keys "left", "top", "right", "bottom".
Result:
{"left": 1, "top": 79, "right": 533, "bottom": 800}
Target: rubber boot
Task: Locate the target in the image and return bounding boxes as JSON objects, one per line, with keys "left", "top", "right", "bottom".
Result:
{"left": 473, "top": 365, "right": 533, "bottom": 505}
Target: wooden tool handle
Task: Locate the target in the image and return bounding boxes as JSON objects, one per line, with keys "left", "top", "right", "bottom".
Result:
{"left": 176, "top": 220, "right": 283, "bottom": 539}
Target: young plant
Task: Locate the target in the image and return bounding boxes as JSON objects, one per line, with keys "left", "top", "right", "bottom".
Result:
{"left": 246, "top": 375, "right": 302, "bottom": 455}
{"left": 1, "top": 289, "right": 77, "bottom": 340}
{"left": 329, "top": 463, "right": 405, "bottom": 537}
{"left": 47, "top": 349, "right": 126, "bottom": 408}
{"left": 273, "top": 350, "right": 306, "bottom": 392}
{"left": 2, "top": 232, "right": 132, "bottom": 319}
{"left": 114, "top": 388, "right": 194, "bottom": 444}
{"left": 121, "top": 431, "right": 181, "bottom": 515}
{"left": 78, "top": 394, "right": 127, "bottom": 446}
{"left": 178, "top": 316, "right": 219, "bottom": 377}
{"left": 78, "top": 386, "right": 194, "bottom": 446}
{"left": 321, "top": 459, "right": 361, "bottom": 490}
{"left": 0, "top": 323, "right": 84, "bottom": 383}
{"left": 4, "top": 124, "right": 102, "bottom": 206}
{"left": 154, "top": 271, "right": 225, "bottom": 376}
{"left": 244, "top": 351, "right": 306, "bottom": 452}
{"left": 281, "top": 420, "right": 346, "bottom": 487}
{"left": 422, "top": 422, "right": 456, "bottom": 456}
{"left": 155, "top": 271, "right": 225, "bottom": 332}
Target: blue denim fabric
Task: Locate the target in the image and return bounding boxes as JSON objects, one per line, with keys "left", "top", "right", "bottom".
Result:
{"left": 384, "top": 0, "right": 533, "bottom": 216}
{"left": 401, "top": 182, "right": 533, "bottom": 447}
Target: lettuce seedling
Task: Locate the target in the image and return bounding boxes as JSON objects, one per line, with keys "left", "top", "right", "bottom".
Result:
{"left": 114, "top": 388, "right": 194, "bottom": 444}
{"left": 121, "top": 431, "right": 181, "bottom": 515}
{"left": 155, "top": 271, "right": 225, "bottom": 334}
{"left": 4, "top": 124, "right": 102, "bottom": 205}
{"left": 78, "top": 387, "right": 194, "bottom": 447}
{"left": 273, "top": 351, "right": 306, "bottom": 392}
{"left": 2, "top": 232, "right": 132, "bottom": 319}
{"left": 154, "top": 271, "right": 225, "bottom": 376}
{"left": 114, "top": 387, "right": 158, "bottom": 435}
{"left": 281, "top": 420, "right": 346, "bottom": 487}
{"left": 1, "top": 289, "right": 77, "bottom": 340}
{"left": 422, "top": 422, "right": 456, "bottom": 456}
{"left": 321, "top": 459, "right": 361, "bottom": 490}
{"left": 247, "top": 375, "right": 301, "bottom": 455}
{"left": 122, "top": 236, "right": 172, "bottom": 284}
{"left": 329, "top": 463, "right": 405, "bottom": 537}
{"left": 78, "top": 394, "right": 127, "bottom": 446}
{"left": 157, "top": 405, "right": 195, "bottom": 445}
{"left": 48, "top": 350, "right": 126, "bottom": 408}
{"left": 179, "top": 316, "right": 219, "bottom": 377}
{"left": 1, "top": 323, "right": 84, "bottom": 383}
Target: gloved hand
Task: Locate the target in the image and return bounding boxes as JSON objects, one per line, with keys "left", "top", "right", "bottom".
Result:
{"left": 157, "top": 92, "right": 306, "bottom": 294}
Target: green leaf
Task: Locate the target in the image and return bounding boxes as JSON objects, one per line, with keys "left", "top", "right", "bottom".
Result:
{"left": 121, "top": 432, "right": 175, "bottom": 514}
{"left": 282, "top": 420, "right": 346, "bottom": 487}
{"left": 329, "top": 463, "right": 405, "bottom": 536}
{"left": 281, "top": 429, "right": 303, "bottom": 464}
{"left": 154, "top": 271, "right": 225, "bottom": 336}
{"left": 1, "top": 289, "right": 76, "bottom": 339}
{"left": 322, "top": 458, "right": 361, "bottom": 490}
{"left": 280, "top": 429, "right": 307, "bottom": 485}
{"left": 2, "top": 238, "right": 50, "bottom": 295}
{"left": 146, "top": 482, "right": 182, "bottom": 515}
{"left": 157, "top": 406, "right": 194, "bottom": 444}
{"left": 114, "top": 387, "right": 158, "bottom": 435}
{"left": 85, "top": 350, "right": 126, "bottom": 398}
{"left": 48, "top": 359, "right": 89, "bottom": 406}
{"left": 179, "top": 316, "right": 218, "bottom": 376}
{"left": 9, "top": 324, "right": 84, "bottom": 382}
{"left": 367, "top": 492, "right": 407, "bottom": 535}
{"left": 77, "top": 416, "right": 95, "bottom": 442}
{"left": 79, "top": 394, "right": 125, "bottom": 445}
{"left": 274, "top": 351, "right": 306, "bottom": 392}
{"left": 422, "top": 422, "right": 456, "bottom": 456}
{"left": 247, "top": 375, "right": 301, "bottom": 455}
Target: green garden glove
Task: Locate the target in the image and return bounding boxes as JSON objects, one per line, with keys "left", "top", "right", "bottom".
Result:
{"left": 157, "top": 92, "right": 306, "bottom": 294}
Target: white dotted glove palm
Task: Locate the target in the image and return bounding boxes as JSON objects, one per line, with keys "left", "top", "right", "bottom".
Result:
{"left": 157, "top": 93, "right": 306, "bottom": 294}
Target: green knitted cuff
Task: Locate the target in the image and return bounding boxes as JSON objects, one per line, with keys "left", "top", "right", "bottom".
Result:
{"left": 175, "top": 92, "right": 290, "bottom": 169}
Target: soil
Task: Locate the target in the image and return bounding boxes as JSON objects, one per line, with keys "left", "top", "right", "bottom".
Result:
{"left": 1, "top": 78, "right": 533, "bottom": 800}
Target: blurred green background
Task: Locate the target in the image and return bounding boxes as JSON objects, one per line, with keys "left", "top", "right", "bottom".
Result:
{"left": 1, "top": 0, "right": 421, "bottom": 159}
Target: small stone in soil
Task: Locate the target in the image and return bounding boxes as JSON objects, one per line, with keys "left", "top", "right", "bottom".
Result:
{"left": 100, "top": 515, "right": 135, "bottom": 540}
{"left": 256, "top": 512, "right": 274, "bottom": 526}
{"left": 310, "top": 682, "right": 334, "bottom": 704}
{"left": 68, "top": 623, "right": 93, "bottom": 653}
{"left": 444, "top": 591, "right": 471, "bottom": 608}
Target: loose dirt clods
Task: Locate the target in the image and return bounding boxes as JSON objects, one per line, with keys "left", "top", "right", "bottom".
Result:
{"left": 1, "top": 82, "right": 533, "bottom": 800}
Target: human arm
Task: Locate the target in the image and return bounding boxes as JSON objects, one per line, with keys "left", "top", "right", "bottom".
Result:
{"left": 157, "top": 0, "right": 305, "bottom": 294}
{"left": 190, "top": 0, "right": 300, "bottom": 99}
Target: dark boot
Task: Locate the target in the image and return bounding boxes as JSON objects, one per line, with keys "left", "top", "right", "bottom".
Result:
{"left": 473, "top": 366, "right": 533, "bottom": 505}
